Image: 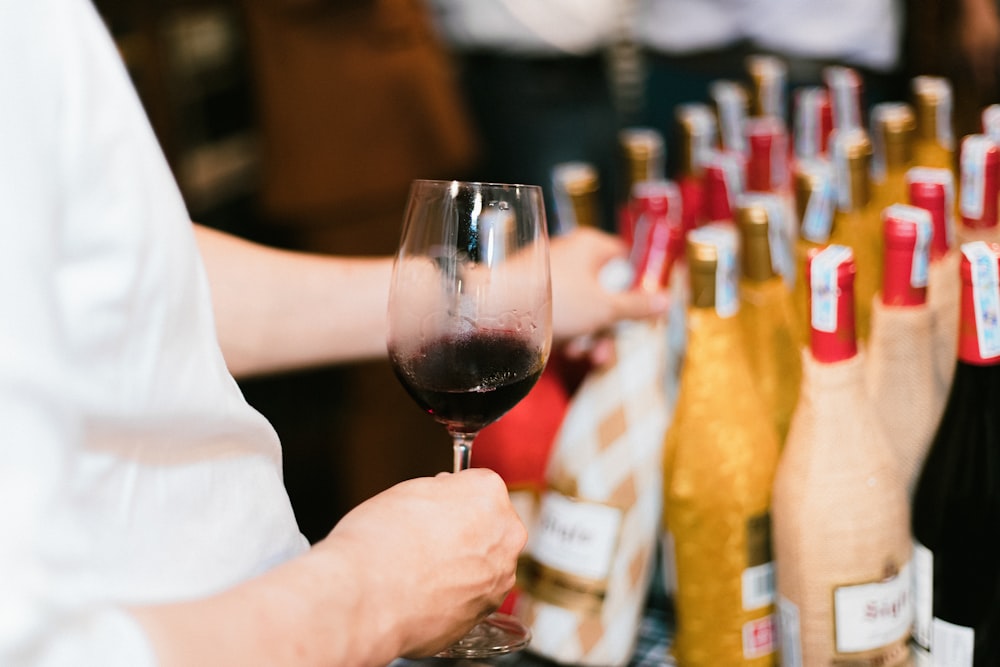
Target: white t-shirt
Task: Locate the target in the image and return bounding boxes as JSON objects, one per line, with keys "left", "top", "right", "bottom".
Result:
{"left": 0, "top": 1, "right": 308, "bottom": 664}
{"left": 633, "top": 0, "right": 903, "bottom": 72}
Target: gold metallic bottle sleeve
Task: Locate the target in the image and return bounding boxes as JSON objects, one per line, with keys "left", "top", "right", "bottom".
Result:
{"left": 736, "top": 195, "right": 803, "bottom": 446}
{"left": 663, "top": 224, "right": 781, "bottom": 666}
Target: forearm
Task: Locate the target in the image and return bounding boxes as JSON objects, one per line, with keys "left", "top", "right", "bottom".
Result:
{"left": 193, "top": 224, "right": 392, "bottom": 378}
{"left": 131, "top": 545, "right": 399, "bottom": 667}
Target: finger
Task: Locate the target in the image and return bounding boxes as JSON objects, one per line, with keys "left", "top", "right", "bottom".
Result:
{"left": 611, "top": 289, "right": 671, "bottom": 321}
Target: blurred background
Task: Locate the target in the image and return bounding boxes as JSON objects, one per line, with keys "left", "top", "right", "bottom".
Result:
{"left": 91, "top": 0, "right": 999, "bottom": 543}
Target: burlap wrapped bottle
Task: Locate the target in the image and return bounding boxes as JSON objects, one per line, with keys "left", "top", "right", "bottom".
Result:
{"left": 866, "top": 204, "right": 946, "bottom": 497}
{"left": 773, "top": 245, "right": 913, "bottom": 667}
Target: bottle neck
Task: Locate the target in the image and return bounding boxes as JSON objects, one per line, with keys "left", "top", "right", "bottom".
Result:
{"left": 883, "top": 241, "right": 928, "bottom": 306}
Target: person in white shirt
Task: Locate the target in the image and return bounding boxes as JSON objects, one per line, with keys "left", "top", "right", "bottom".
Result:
{"left": 0, "top": 0, "right": 668, "bottom": 664}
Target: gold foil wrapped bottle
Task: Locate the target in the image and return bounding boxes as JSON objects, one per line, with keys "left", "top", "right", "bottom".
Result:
{"left": 737, "top": 194, "right": 802, "bottom": 445}
{"left": 663, "top": 223, "right": 780, "bottom": 666}
{"left": 772, "top": 245, "right": 913, "bottom": 666}
{"left": 911, "top": 76, "right": 955, "bottom": 172}
{"left": 829, "top": 127, "right": 880, "bottom": 341}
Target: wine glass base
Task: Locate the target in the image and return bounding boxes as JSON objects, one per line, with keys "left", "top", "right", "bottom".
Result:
{"left": 434, "top": 612, "right": 531, "bottom": 659}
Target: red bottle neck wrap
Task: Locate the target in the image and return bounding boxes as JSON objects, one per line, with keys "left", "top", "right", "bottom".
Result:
{"left": 959, "top": 134, "right": 999, "bottom": 230}
{"left": 882, "top": 204, "right": 932, "bottom": 307}
{"left": 907, "top": 167, "right": 955, "bottom": 260}
{"left": 746, "top": 116, "right": 789, "bottom": 193}
{"left": 958, "top": 242, "right": 1000, "bottom": 365}
{"left": 808, "top": 245, "right": 858, "bottom": 363}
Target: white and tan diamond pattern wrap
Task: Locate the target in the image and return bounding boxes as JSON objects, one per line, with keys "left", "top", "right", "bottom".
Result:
{"left": 518, "top": 319, "right": 670, "bottom": 666}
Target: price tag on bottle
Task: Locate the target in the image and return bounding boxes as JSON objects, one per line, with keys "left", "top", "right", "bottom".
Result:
{"left": 962, "top": 241, "right": 1000, "bottom": 359}
{"left": 801, "top": 161, "right": 836, "bottom": 243}
{"left": 960, "top": 136, "right": 990, "bottom": 221}
{"left": 810, "top": 245, "right": 852, "bottom": 333}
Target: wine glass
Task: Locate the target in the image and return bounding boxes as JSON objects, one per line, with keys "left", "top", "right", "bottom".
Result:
{"left": 386, "top": 179, "right": 552, "bottom": 658}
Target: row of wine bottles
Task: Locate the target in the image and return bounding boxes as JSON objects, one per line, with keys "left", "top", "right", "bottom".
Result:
{"left": 473, "top": 61, "right": 1000, "bottom": 667}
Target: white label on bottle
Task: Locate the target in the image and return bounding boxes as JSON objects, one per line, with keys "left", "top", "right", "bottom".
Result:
{"left": 985, "top": 105, "right": 1000, "bottom": 148}
{"left": 913, "top": 542, "right": 934, "bottom": 650}
{"left": 932, "top": 618, "right": 975, "bottom": 667}
{"left": 743, "top": 614, "right": 777, "bottom": 659}
{"left": 810, "top": 244, "right": 852, "bottom": 332}
{"left": 777, "top": 596, "right": 803, "bottom": 667}
{"left": 688, "top": 224, "right": 739, "bottom": 318}
{"left": 527, "top": 491, "right": 622, "bottom": 581}
{"left": 743, "top": 562, "right": 776, "bottom": 610}
{"left": 962, "top": 241, "right": 1000, "bottom": 358}
{"left": 960, "top": 135, "right": 990, "bottom": 220}
{"left": 801, "top": 161, "right": 836, "bottom": 243}
{"left": 832, "top": 563, "right": 913, "bottom": 653}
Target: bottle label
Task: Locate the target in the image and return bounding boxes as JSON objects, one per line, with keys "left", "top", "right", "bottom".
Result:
{"left": 801, "top": 162, "right": 836, "bottom": 243}
{"left": 962, "top": 241, "right": 1000, "bottom": 359}
{"left": 810, "top": 244, "right": 853, "bottom": 333}
{"left": 743, "top": 614, "right": 777, "bottom": 659}
{"left": 777, "top": 595, "right": 803, "bottom": 667}
{"left": 527, "top": 491, "right": 622, "bottom": 583}
{"left": 960, "top": 136, "right": 989, "bottom": 220}
{"left": 932, "top": 618, "right": 975, "bottom": 667}
{"left": 832, "top": 563, "right": 913, "bottom": 653}
{"left": 906, "top": 204, "right": 933, "bottom": 287}
{"left": 913, "top": 541, "right": 933, "bottom": 650}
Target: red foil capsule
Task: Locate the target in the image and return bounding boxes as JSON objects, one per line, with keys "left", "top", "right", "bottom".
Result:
{"left": 882, "top": 204, "right": 932, "bottom": 306}
{"left": 907, "top": 167, "right": 955, "bottom": 260}
{"left": 959, "top": 134, "right": 999, "bottom": 230}
{"left": 746, "top": 116, "right": 789, "bottom": 193}
{"left": 958, "top": 242, "right": 1000, "bottom": 365}
{"left": 703, "top": 150, "right": 745, "bottom": 223}
{"left": 807, "top": 245, "right": 857, "bottom": 363}
{"left": 630, "top": 179, "right": 682, "bottom": 292}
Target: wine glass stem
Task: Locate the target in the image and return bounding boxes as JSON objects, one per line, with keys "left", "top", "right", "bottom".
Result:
{"left": 452, "top": 432, "right": 476, "bottom": 472}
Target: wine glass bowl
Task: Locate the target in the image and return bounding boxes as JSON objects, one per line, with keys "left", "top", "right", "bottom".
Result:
{"left": 386, "top": 179, "right": 552, "bottom": 657}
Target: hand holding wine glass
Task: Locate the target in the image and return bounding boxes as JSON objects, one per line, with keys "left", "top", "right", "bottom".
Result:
{"left": 386, "top": 179, "right": 552, "bottom": 657}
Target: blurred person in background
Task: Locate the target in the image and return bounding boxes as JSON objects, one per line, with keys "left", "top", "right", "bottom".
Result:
{"left": 906, "top": 0, "right": 1000, "bottom": 137}
{"left": 427, "top": 0, "right": 628, "bottom": 229}
{"left": 1, "top": 0, "right": 669, "bottom": 663}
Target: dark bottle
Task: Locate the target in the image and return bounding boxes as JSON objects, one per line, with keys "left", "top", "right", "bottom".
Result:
{"left": 911, "top": 241, "right": 1000, "bottom": 666}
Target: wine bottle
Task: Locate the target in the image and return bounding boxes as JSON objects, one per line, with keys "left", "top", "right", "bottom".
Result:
{"left": 870, "top": 102, "right": 916, "bottom": 222}
{"left": 675, "top": 103, "right": 717, "bottom": 233}
{"left": 793, "top": 86, "right": 833, "bottom": 161}
{"left": 617, "top": 127, "right": 666, "bottom": 246}
{"left": 911, "top": 76, "right": 955, "bottom": 172}
{"left": 476, "top": 162, "right": 601, "bottom": 614}
{"left": 702, "top": 148, "right": 745, "bottom": 225}
{"left": 747, "top": 115, "right": 791, "bottom": 195}
{"left": 911, "top": 241, "right": 1000, "bottom": 666}
{"left": 865, "top": 203, "right": 944, "bottom": 496}
{"left": 829, "top": 127, "right": 880, "bottom": 341}
{"left": 983, "top": 104, "right": 1000, "bottom": 146}
{"left": 957, "top": 134, "right": 1000, "bottom": 247}
{"left": 824, "top": 65, "right": 865, "bottom": 131}
{"left": 791, "top": 157, "right": 837, "bottom": 345}
{"left": 736, "top": 193, "right": 802, "bottom": 445}
{"left": 515, "top": 198, "right": 674, "bottom": 666}
{"left": 746, "top": 53, "right": 788, "bottom": 121}
{"left": 772, "top": 244, "right": 913, "bottom": 667}
{"left": 552, "top": 161, "right": 602, "bottom": 233}
{"left": 908, "top": 166, "right": 961, "bottom": 397}
{"left": 710, "top": 79, "right": 750, "bottom": 156}
{"left": 663, "top": 223, "right": 780, "bottom": 666}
